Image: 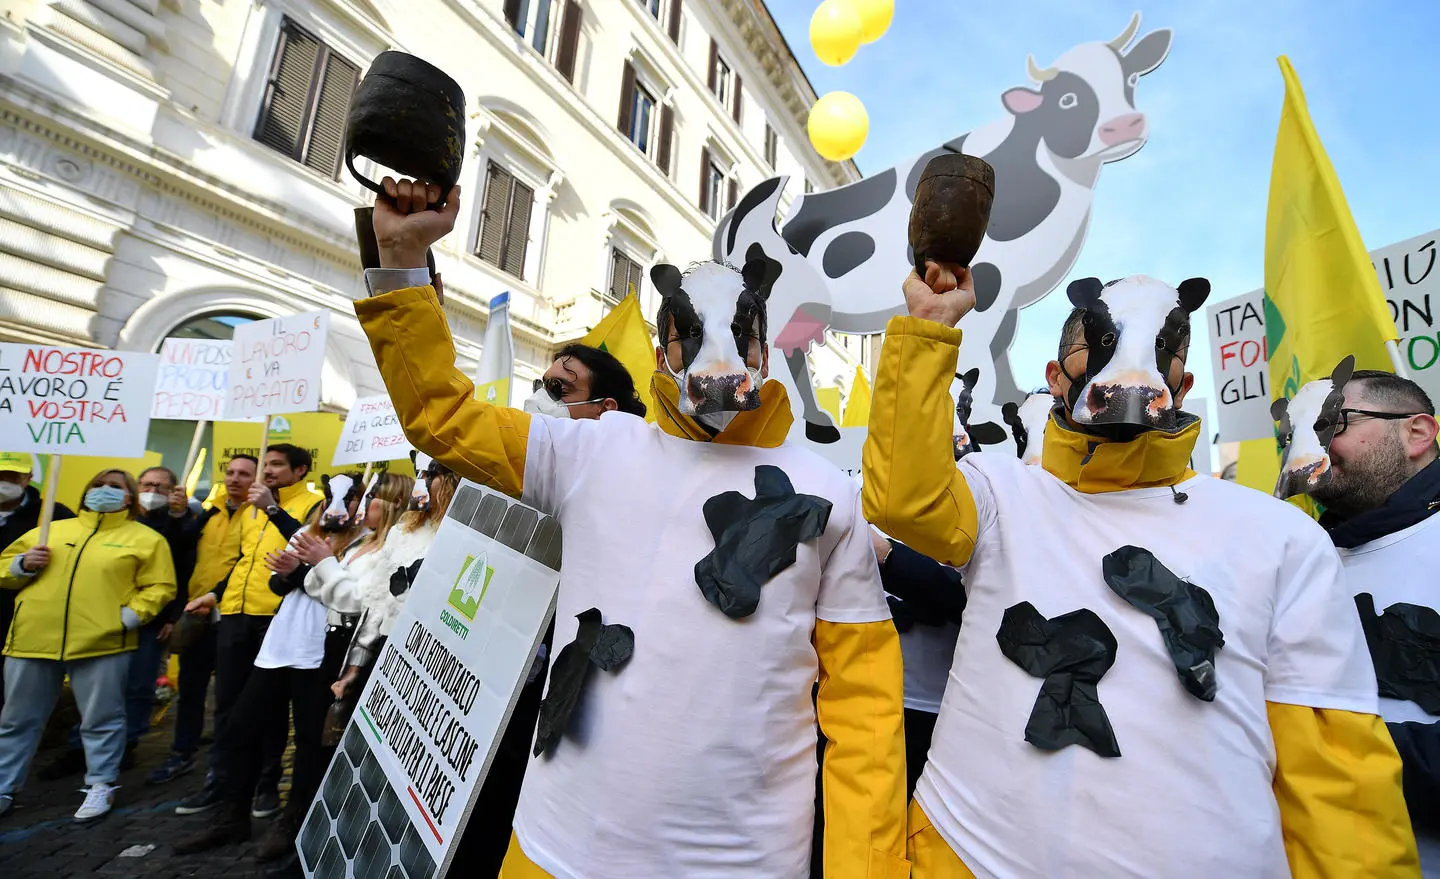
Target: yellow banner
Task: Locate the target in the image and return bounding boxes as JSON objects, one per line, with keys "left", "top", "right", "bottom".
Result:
{"left": 38, "top": 451, "right": 164, "bottom": 512}
{"left": 841, "top": 366, "right": 872, "bottom": 428}
{"left": 212, "top": 412, "right": 414, "bottom": 487}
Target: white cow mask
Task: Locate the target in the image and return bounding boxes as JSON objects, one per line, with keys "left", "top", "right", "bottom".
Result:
{"left": 1271, "top": 355, "right": 1355, "bottom": 500}
{"left": 653, "top": 257, "right": 780, "bottom": 425}
{"left": 1062, "top": 274, "right": 1210, "bottom": 433}
{"left": 410, "top": 450, "right": 432, "bottom": 511}
{"left": 319, "top": 473, "right": 363, "bottom": 531}
{"left": 1002, "top": 391, "right": 1058, "bottom": 466}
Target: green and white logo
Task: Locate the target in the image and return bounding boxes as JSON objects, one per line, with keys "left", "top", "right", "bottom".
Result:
{"left": 447, "top": 553, "right": 494, "bottom": 621}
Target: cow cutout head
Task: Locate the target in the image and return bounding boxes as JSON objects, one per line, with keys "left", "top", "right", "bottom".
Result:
{"left": 319, "top": 472, "right": 365, "bottom": 532}
{"left": 1271, "top": 355, "right": 1355, "bottom": 499}
{"left": 1059, "top": 274, "right": 1209, "bottom": 432}
{"left": 953, "top": 368, "right": 1008, "bottom": 460}
{"left": 1002, "top": 390, "right": 1059, "bottom": 465}
{"left": 1007, "top": 12, "right": 1172, "bottom": 163}
{"left": 409, "top": 450, "right": 432, "bottom": 511}
{"left": 653, "top": 257, "right": 779, "bottom": 424}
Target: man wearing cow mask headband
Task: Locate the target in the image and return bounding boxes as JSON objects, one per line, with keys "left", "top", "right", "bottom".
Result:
{"left": 349, "top": 179, "right": 907, "bottom": 878}
{"left": 1281, "top": 367, "right": 1440, "bottom": 870}
{"left": 863, "top": 261, "right": 1416, "bottom": 876}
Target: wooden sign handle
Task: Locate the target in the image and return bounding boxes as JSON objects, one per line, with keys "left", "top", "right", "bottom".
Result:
{"left": 37, "top": 454, "right": 61, "bottom": 545}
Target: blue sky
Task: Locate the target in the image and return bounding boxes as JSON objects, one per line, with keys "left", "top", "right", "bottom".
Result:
{"left": 770, "top": 0, "right": 1440, "bottom": 442}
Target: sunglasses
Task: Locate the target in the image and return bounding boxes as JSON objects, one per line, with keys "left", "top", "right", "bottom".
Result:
{"left": 536, "top": 376, "right": 604, "bottom": 407}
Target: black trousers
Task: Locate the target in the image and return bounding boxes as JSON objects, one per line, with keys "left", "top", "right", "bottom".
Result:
{"left": 171, "top": 622, "right": 217, "bottom": 758}
{"left": 213, "top": 613, "right": 286, "bottom": 794}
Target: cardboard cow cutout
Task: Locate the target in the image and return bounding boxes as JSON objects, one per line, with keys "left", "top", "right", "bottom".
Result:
{"left": 318, "top": 472, "right": 366, "bottom": 532}
{"left": 954, "top": 368, "right": 1008, "bottom": 460}
{"left": 1270, "top": 355, "right": 1356, "bottom": 499}
{"left": 1002, "top": 391, "right": 1057, "bottom": 466}
{"left": 714, "top": 11, "right": 1173, "bottom": 449}
{"left": 1062, "top": 275, "right": 1210, "bottom": 431}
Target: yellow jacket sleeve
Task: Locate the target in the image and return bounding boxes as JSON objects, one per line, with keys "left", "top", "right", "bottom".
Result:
{"left": 355, "top": 285, "right": 532, "bottom": 497}
{"left": 861, "top": 315, "right": 981, "bottom": 567}
{"left": 0, "top": 529, "right": 38, "bottom": 590}
{"left": 126, "top": 534, "right": 177, "bottom": 624}
{"left": 1268, "top": 701, "right": 1419, "bottom": 877}
{"left": 814, "top": 618, "right": 910, "bottom": 879}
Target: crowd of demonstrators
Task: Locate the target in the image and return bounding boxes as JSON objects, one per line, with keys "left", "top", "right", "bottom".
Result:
{"left": 1306, "top": 371, "right": 1440, "bottom": 871}
{"left": 0, "top": 453, "right": 74, "bottom": 716}
{"left": 177, "top": 444, "right": 325, "bottom": 819}
{"left": 148, "top": 454, "right": 257, "bottom": 784}
{"left": 0, "top": 468, "right": 176, "bottom": 821}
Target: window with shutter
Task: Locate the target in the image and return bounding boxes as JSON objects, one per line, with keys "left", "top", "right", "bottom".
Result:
{"left": 506, "top": 0, "right": 527, "bottom": 34}
{"left": 253, "top": 18, "right": 359, "bottom": 181}
{"left": 531, "top": 0, "right": 554, "bottom": 53}
{"left": 727, "top": 178, "right": 738, "bottom": 211}
{"left": 667, "top": 0, "right": 682, "bottom": 42}
{"left": 698, "top": 145, "right": 711, "bottom": 215}
{"left": 617, "top": 60, "right": 636, "bottom": 136}
{"left": 764, "top": 124, "right": 777, "bottom": 168}
{"left": 731, "top": 73, "right": 743, "bottom": 124}
{"left": 555, "top": 0, "right": 582, "bottom": 82}
{"left": 657, "top": 104, "right": 674, "bottom": 175}
{"left": 502, "top": 179, "right": 534, "bottom": 278}
{"left": 608, "top": 248, "right": 642, "bottom": 302}
{"left": 476, "top": 161, "right": 536, "bottom": 281}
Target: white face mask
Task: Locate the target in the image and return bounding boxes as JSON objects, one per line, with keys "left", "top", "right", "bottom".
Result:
{"left": 0, "top": 482, "right": 23, "bottom": 503}
{"left": 139, "top": 491, "right": 169, "bottom": 511}
{"left": 522, "top": 387, "right": 571, "bottom": 419}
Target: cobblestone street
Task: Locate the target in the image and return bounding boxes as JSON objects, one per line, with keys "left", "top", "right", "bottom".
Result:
{"left": 0, "top": 696, "right": 284, "bottom": 878}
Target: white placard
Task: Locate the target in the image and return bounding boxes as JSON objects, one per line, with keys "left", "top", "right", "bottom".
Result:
{"left": 0, "top": 343, "right": 159, "bottom": 457}
{"left": 1206, "top": 289, "right": 1272, "bottom": 443}
{"left": 332, "top": 394, "right": 415, "bottom": 466}
{"left": 301, "top": 482, "right": 559, "bottom": 877}
{"left": 151, "top": 338, "right": 260, "bottom": 422}
{"left": 226, "top": 311, "right": 329, "bottom": 419}
{"left": 1375, "top": 229, "right": 1440, "bottom": 400}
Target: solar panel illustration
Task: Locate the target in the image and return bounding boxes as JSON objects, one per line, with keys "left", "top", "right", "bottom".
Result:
{"left": 299, "top": 482, "right": 563, "bottom": 877}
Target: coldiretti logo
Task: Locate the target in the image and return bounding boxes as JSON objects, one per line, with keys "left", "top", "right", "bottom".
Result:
{"left": 447, "top": 553, "right": 493, "bottom": 622}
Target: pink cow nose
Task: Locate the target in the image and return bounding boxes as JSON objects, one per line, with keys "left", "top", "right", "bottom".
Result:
{"left": 1098, "top": 113, "right": 1145, "bottom": 146}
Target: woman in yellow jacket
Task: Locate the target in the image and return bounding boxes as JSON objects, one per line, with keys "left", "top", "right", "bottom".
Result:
{"left": 0, "top": 468, "right": 175, "bottom": 823}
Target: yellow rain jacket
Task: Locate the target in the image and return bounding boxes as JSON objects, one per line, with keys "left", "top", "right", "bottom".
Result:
{"left": 862, "top": 315, "right": 1418, "bottom": 878}
{"left": 216, "top": 482, "right": 323, "bottom": 617}
{"left": 0, "top": 510, "right": 176, "bottom": 661}
{"left": 357, "top": 284, "right": 908, "bottom": 878}
{"left": 188, "top": 501, "right": 247, "bottom": 602}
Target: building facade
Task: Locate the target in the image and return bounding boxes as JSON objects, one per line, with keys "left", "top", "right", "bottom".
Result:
{"left": 0, "top": 0, "right": 865, "bottom": 472}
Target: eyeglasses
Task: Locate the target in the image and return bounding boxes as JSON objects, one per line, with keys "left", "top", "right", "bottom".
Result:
{"left": 1329, "top": 408, "right": 1424, "bottom": 436}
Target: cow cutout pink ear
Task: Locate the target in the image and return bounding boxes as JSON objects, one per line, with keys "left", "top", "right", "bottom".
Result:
{"left": 1002, "top": 87, "right": 1044, "bottom": 115}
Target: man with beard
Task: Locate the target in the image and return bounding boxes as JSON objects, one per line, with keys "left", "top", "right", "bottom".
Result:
{"left": 350, "top": 179, "right": 907, "bottom": 878}
{"left": 1304, "top": 371, "right": 1440, "bottom": 872}
{"left": 863, "top": 263, "right": 1417, "bottom": 876}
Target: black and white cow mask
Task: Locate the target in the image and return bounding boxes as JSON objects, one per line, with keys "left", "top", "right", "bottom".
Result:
{"left": 319, "top": 472, "right": 367, "bottom": 532}
{"left": 1271, "top": 355, "right": 1355, "bottom": 500}
{"left": 409, "top": 450, "right": 432, "bottom": 512}
{"left": 1001, "top": 390, "right": 1058, "bottom": 466}
{"left": 1062, "top": 275, "right": 1210, "bottom": 432}
{"left": 953, "top": 368, "right": 1008, "bottom": 460}
{"left": 653, "top": 257, "right": 780, "bottom": 420}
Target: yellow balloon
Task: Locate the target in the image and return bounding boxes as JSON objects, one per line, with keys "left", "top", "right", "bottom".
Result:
{"left": 808, "top": 91, "right": 869, "bottom": 162}
{"left": 853, "top": 0, "right": 894, "bottom": 44}
{"left": 809, "top": 0, "right": 863, "bottom": 67}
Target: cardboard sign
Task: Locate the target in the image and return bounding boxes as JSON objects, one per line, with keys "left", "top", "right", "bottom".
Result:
{"left": 1208, "top": 227, "right": 1440, "bottom": 443}
{"left": 332, "top": 394, "right": 415, "bottom": 466}
{"left": 301, "top": 481, "right": 560, "bottom": 877}
{"left": 1206, "top": 290, "right": 1272, "bottom": 443}
{"left": 226, "top": 311, "right": 329, "bottom": 419}
{"left": 0, "top": 343, "right": 159, "bottom": 457}
{"left": 151, "top": 338, "right": 259, "bottom": 422}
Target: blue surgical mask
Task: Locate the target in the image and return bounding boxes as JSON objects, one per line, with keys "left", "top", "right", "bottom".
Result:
{"left": 85, "top": 486, "right": 128, "bottom": 513}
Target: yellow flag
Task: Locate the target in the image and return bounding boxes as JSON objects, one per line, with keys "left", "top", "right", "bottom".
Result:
{"left": 841, "top": 366, "right": 871, "bottom": 427}
{"left": 1246, "top": 57, "right": 1400, "bottom": 502}
{"left": 581, "top": 290, "right": 657, "bottom": 422}
{"left": 815, "top": 387, "right": 842, "bottom": 425}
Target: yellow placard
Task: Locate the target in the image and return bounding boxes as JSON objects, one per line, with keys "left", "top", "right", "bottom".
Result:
{"left": 211, "top": 412, "right": 414, "bottom": 487}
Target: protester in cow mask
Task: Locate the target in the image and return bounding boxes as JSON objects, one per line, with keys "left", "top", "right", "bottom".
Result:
{"left": 346, "top": 179, "right": 906, "bottom": 878}
{"left": 862, "top": 261, "right": 1416, "bottom": 876}
{"left": 1283, "top": 369, "right": 1440, "bottom": 870}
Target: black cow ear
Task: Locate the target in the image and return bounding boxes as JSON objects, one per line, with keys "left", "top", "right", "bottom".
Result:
{"left": 1177, "top": 278, "right": 1211, "bottom": 313}
{"left": 962, "top": 368, "right": 980, "bottom": 388}
{"left": 1067, "top": 277, "right": 1104, "bottom": 308}
{"left": 1270, "top": 397, "right": 1290, "bottom": 422}
{"left": 1331, "top": 354, "right": 1356, "bottom": 388}
{"left": 651, "top": 264, "right": 683, "bottom": 298}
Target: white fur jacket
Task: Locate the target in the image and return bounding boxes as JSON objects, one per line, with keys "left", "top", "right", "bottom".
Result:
{"left": 303, "top": 519, "right": 439, "bottom": 667}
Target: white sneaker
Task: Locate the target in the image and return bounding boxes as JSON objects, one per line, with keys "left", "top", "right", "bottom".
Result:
{"left": 74, "top": 783, "right": 117, "bottom": 822}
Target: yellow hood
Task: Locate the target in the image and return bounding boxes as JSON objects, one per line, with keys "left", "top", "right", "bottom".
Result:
{"left": 650, "top": 372, "right": 794, "bottom": 448}
{"left": 1041, "top": 409, "right": 1201, "bottom": 493}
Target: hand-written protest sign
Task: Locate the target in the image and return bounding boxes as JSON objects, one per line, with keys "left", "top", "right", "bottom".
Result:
{"left": 331, "top": 394, "right": 414, "bottom": 466}
{"left": 0, "top": 344, "right": 159, "bottom": 456}
{"left": 1207, "top": 228, "right": 1440, "bottom": 443}
{"left": 151, "top": 338, "right": 261, "bottom": 422}
{"left": 1206, "top": 289, "right": 1271, "bottom": 443}
{"left": 226, "top": 311, "right": 329, "bottom": 419}
{"left": 301, "top": 482, "right": 559, "bottom": 876}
